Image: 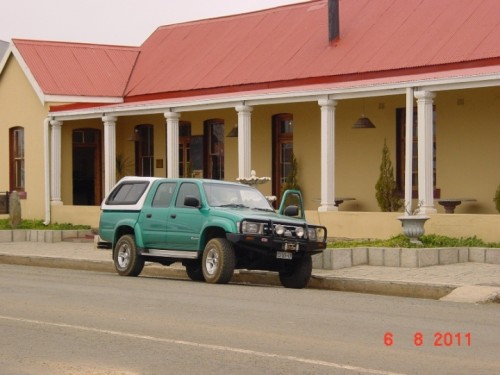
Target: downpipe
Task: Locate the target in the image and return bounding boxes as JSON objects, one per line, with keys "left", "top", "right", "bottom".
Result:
{"left": 43, "top": 117, "right": 51, "bottom": 225}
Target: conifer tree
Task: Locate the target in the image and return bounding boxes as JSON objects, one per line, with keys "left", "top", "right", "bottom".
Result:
{"left": 375, "top": 140, "right": 402, "bottom": 212}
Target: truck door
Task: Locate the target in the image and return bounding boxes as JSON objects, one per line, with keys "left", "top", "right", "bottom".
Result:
{"left": 138, "top": 182, "right": 177, "bottom": 248}
{"left": 167, "top": 182, "right": 205, "bottom": 251}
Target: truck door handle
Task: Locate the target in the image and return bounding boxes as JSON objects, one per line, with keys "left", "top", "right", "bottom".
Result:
{"left": 146, "top": 214, "right": 152, "bottom": 218}
{"left": 170, "top": 214, "right": 176, "bottom": 219}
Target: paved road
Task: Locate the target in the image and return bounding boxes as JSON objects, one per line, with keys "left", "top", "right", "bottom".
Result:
{"left": 1, "top": 264, "right": 499, "bottom": 375}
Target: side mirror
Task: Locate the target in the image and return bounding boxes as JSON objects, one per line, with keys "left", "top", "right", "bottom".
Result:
{"left": 278, "top": 190, "right": 305, "bottom": 219}
{"left": 284, "top": 205, "right": 299, "bottom": 217}
{"left": 184, "top": 196, "right": 200, "bottom": 208}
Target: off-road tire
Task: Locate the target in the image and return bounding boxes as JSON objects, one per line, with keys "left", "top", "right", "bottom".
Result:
{"left": 113, "top": 234, "right": 145, "bottom": 276}
{"left": 185, "top": 261, "right": 205, "bottom": 281}
{"left": 202, "top": 238, "right": 235, "bottom": 284}
{"left": 279, "top": 255, "right": 312, "bottom": 289}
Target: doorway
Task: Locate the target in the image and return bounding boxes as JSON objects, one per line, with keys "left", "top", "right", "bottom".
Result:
{"left": 272, "top": 114, "right": 293, "bottom": 203}
{"left": 72, "top": 128, "right": 102, "bottom": 205}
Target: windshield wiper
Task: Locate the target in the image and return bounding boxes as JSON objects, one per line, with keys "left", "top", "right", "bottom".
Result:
{"left": 217, "top": 203, "right": 250, "bottom": 209}
{"left": 252, "top": 207, "right": 275, "bottom": 212}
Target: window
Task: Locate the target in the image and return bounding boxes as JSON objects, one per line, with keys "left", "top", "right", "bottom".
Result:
{"left": 396, "top": 108, "right": 439, "bottom": 198}
{"left": 152, "top": 182, "right": 177, "bottom": 208}
{"left": 135, "top": 124, "right": 154, "bottom": 176}
{"left": 106, "top": 181, "right": 148, "bottom": 205}
{"left": 203, "top": 119, "right": 224, "bottom": 180}
{"left": 9, "top": 127, "right": 25, "bottom": 192}
{"left": 175, "top": 182, "right": 201, "bottom": 208}
{"left": 272, "top": 114, "right": 293, "bottom": 202}
{"left": 179, "top": 122, "right": 192, "bottom": 177}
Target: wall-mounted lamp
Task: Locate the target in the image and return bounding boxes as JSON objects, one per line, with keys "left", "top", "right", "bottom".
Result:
{"left": 227, "top": 124, "right": 238, "bottom": 137}
{"left": 352, "top": 100, "right": 376, "bottom": 129}
{"left": 127, "top": 128, "right": 140, "bottom": 142}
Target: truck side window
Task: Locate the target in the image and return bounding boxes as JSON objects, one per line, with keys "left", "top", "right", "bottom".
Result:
{"left": 107, "top": 182, "right": 148, "bottom": 205}
{"left": 152, "top": 182, "right": 177, "bottom": 208}
{"left": 175, "top": 182, "right": 200, "bottom": 208}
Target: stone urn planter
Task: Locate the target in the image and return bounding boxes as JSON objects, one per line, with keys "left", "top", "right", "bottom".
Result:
{"left": 397, "top": 215, "right": 430, "bottom": 245}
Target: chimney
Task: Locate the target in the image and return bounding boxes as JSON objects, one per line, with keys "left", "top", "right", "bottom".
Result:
{"left": 328, "top": 0, "right": 340, "bottom": 42}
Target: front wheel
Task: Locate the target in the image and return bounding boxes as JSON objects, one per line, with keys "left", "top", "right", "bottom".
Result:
{"left": 279, "top": 255, "right": 312, "bottom": 289}
{"left": 202, "top": 238, "right": 235, "bottom": 284}
{"left": 113, "top": 234, "right": 145, "bottom": 276}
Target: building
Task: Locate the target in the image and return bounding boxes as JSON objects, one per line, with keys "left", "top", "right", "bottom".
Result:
{"left": 1, "top": 0, "right": 499, "bottom": 241}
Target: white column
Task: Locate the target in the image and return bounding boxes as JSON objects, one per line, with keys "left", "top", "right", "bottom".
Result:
{"left": 318, "top": 98, "right": 338, "bottom": 212}
{"left": 236, "top": 105, "right": 253, "bottom": 179}
{"left": 415, "top": 91, "right": 437, "bottom": 214}
{"left": 404, "top": 87, "right": 414, "bottom": 215}
{"left": 165, "top": 111, "right": 180, "bottom": 178}
{"left": 102, "top": 115, "right": 117, "bottom": 196}
{"left": 49, "top": 120, "right": 62, "bottom": 205}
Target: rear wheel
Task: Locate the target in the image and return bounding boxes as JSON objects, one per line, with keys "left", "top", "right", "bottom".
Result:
{"left": 185, "top": 261, "right": 205, "bottom": 281}
{"left": 279, "top": 255, "right": 312, "bottom": 289}
{"left": 202, "top": 238, "right": 235, "bottom": 284}
{"left": 113, "top": 234, "right": 144, "bottom": 276}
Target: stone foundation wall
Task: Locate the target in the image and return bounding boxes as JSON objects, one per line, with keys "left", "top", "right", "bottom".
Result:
{"left": 313, "top": 247, "right": 500, "bottom": 269}
{"left": 0, "top": 230, "right": 93, "bottom": 243}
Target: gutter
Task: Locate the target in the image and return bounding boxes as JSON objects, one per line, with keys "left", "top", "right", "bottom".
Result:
{"left": 43, "top": 117, "right": 51, "bottom": 225}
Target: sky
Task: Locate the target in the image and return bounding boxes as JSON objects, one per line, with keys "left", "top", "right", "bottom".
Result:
{"left": 0, "top": 0, "right": 307, "bottom": 46}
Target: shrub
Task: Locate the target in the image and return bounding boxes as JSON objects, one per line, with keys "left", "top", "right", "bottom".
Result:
{"left": 375, "top": 139, "right": 402, "bottom": 212}
{"left": 494, "top": 182, "right": 500, "bottom": 213}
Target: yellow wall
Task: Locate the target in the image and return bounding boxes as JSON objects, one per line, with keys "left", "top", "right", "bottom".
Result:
{"left": 306, "top": 211, "right": 500, "bottom": 243}
{"left": 0, "top": 56, "right": 49, "bottom": 219}
{"left": 434, "top": 88, "right": 500, "bottom": 214}
{"left": 2, "top": 50, "right": 499, "bottom": 236}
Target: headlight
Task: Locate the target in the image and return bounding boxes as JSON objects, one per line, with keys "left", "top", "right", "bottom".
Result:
{"left": 241, "top": 221, "right": 264, "bottom": 234}
{"left": 275, "top": 224, "right": 285, "bottom": 236}
{"left": 295, "top": 226, "right": 305, "bottom": 238}
{"left": 307, "top": 227, "right": 317, "bottom": 241}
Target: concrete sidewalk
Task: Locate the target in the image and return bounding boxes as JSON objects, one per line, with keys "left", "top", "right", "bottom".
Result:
{"left": 1, "top": 241, "right": 499, "bottom": 303}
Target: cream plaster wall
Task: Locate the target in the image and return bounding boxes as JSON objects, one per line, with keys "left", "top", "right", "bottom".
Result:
{"left": 2, "top": 51, "right": 499, "bottom": 236}
{"left": 306, "top": 211, "right": 500, "bottom": 243}
{"left": 0, "top": 56, "right": 49, "bottom": 219}
{"left": 434, "top": 87, "right": 500, "bottom": 214}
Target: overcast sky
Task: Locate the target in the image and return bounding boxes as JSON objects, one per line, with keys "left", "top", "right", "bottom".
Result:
{"left": 1, "top": 0, "right": 307, "bottom": 46}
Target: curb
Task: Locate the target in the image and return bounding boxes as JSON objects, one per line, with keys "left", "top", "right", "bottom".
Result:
{"left": 0, "top": 253, "right": 458, "bottom": 300}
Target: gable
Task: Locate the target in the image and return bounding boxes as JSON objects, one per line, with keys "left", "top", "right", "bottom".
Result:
{"left": 0, "top": 55, "right": 49, "bottom": 128}
{"left": 12, "top": 39, "right": 140, "bottom": 102}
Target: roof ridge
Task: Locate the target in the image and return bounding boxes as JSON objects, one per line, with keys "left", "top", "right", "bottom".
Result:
{"left": 12, "top": 38, "right": 139, "bottom": 51}
{"left": 153, "top": 0, "right": 314, "bottom": 31}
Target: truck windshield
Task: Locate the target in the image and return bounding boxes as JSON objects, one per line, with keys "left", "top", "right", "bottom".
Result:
{"left": 203, "top": 183, "right": 274, "bottom": 211}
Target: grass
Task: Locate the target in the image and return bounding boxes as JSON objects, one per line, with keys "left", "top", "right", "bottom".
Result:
{"left": 328, "top": 234, "right": 500, "bottom": 248}
{"left": 0, "top": 219, "right": 90, "bottom": 230}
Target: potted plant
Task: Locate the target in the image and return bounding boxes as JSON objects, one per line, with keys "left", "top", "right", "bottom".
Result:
{"left": 398, "top": 202, "right": 430, "bottom": 245}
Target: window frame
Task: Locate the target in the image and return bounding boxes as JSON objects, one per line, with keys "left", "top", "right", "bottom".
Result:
{"left": 9, "top": 126, "right": 25, "bottom": 193}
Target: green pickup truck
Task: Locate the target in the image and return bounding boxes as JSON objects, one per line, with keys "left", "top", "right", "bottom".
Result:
{"left": 99, "top": 177, "right": 327, "bottom": 289}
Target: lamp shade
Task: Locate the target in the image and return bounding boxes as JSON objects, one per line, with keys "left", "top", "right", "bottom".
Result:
{"left": 352, "top": 116, "right": 376, "bottom": 129}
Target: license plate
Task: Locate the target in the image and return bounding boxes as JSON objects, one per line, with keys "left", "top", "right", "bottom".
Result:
{"left": 276, "top": 251, "right": 293, "bottom": 260}
{"left": 282, "top": 242, "right": 298, "bottom": 251}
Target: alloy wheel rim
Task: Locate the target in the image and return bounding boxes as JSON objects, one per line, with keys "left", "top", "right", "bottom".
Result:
{"left": 205, "top": 248, "right": 219, "bottom": 276}
{"left": 117, "top": 244, "right": 131, "bottom": 269}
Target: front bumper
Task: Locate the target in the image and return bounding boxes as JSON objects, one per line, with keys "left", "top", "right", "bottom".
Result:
{"left": 226, "top": 232, "right": 326, "bottom": 258}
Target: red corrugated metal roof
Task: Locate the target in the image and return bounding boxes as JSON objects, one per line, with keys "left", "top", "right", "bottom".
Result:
{"left": 125, "top": 0, "right": 500, "bottom": 98}
{"left": 11, "top": 0, "right": 500, "bottom": 101}
{"left": 13, "top": 39, "right": 139, "bottom": 97}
